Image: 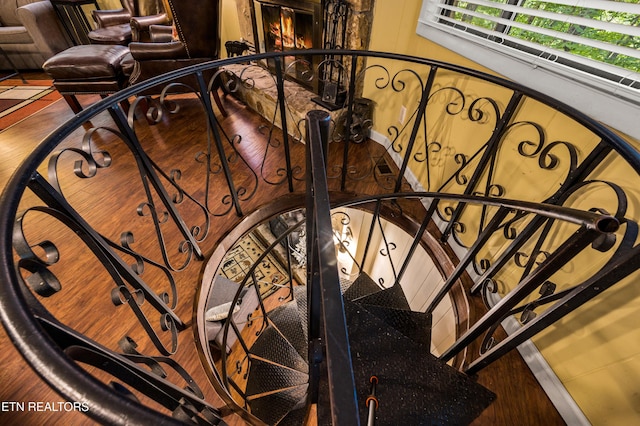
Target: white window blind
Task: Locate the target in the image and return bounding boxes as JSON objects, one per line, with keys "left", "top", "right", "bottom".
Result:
{"left": 417, "top": 0, "right": 640, "bottom": 139}
{"left": 433, "top": 0, "right": 640, "bottom": 89}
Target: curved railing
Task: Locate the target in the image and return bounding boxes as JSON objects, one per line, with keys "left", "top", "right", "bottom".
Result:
{"left": 1, "top": 50, "right": 639, "bottom": 425}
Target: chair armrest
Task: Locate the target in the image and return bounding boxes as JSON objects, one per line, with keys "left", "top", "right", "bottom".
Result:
{"left": 129, "top": 40, "right": 187, "bottom": 61}
{"left": 130, "top": 13, "right": 169, "bottom": 41}
{"left": 149, "top": 24, "right": 174, "bottom": 43}
{"left": 17, "top": 1, "right": 72, "bottom": 59}
{"left": 91, "top": 9, "right": 132, "bottom": 29}
{"left": 131, "top": 13, "right": 169, "bottom": 29}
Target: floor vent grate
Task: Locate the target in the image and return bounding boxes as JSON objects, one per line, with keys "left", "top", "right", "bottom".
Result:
{"left": 375, "top": 159, "right": 394, "bottom": 176}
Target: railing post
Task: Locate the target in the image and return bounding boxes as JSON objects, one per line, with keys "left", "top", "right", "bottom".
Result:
{"left": 306, "top": 110, "right": 360, "bottom": 425}
{"left": 306, "top": 114, "right": 323, "bottom": 404}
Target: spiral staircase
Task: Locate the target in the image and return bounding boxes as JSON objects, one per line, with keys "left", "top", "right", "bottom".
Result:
{"left": 1, "top": 50, "right": 639, "bottom": 425}
{"left": 244, "top": 272, "right": 494, "bottom": 425}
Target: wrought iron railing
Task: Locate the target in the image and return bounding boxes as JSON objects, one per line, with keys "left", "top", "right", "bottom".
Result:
{"left": 1, "top": 50, "right": 639, "bottom": 425}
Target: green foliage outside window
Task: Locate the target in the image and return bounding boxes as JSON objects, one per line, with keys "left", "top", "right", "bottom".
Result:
{"left": 450, "top": 0, "right": 640, "bottom": 73}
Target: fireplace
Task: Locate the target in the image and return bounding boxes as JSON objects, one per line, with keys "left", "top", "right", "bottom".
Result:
{"left": 258, "top": 3, "right": 318, "bottom": 51}
{"left": 237, "top": 0, "right": 375, "bottom": 64}
{"left": 232, "top": 0, "right": 376, "bottom": 111}
{"left": 252, "top": 0, "right": 323, "bottom": 90}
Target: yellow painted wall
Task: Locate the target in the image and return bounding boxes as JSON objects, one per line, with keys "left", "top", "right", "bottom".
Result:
{"left": 368, "top": 0, "right": 494, "bottom": 71}
{"left": 221, "top": 0, "right": 242, "bottom": 58}
{"left": 365, "top": 1, "right": 640, "bottom": 424}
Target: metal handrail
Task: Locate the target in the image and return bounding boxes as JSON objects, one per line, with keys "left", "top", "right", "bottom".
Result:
{"left": 305, "top": 110, "right": 359, "bottom": 424}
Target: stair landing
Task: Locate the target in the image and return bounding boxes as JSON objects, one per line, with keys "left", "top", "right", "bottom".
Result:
{"left": 343, "top": 300, "right": 495, "bottom": 425}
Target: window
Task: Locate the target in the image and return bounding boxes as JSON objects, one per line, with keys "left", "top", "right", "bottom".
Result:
{"left": 417, "top": 0, "right": 640, "bottom": 139}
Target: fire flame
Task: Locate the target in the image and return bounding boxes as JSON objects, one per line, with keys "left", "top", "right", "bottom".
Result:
{"left": 269, "top": 13, "right": 311, "bottom": 50}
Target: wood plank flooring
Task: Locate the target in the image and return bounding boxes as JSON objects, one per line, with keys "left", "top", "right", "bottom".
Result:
{"left": 0, "top": 86, "right": 565, "bottom": 425}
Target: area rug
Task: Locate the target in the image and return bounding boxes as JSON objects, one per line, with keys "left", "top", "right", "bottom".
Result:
{"left": 220, "top": 233, "right": 290, "bottom": 299}
{"left": 0, "top": 78, "right": 61, "bottom": 132}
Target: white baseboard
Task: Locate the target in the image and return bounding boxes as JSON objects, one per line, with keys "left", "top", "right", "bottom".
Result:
{"left": 501, "top": 314, "right": 591, "bottom": 425}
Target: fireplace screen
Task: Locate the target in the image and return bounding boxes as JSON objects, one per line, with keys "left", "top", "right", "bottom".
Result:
{"left": 253, "top": 0, "right": 322, "bottom": 90}
{"left": 262, "top": 6, "right": 314, "bottom": 52}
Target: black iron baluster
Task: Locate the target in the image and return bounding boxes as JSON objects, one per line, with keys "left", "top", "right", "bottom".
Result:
{"left": 25, "top": 172, "right": 186, "bottom": 345}
{"left": 274, "top": 56, "right": 294, "bottom": 192}
{"left": 376, "top": 213, "right": 399, "bottom": 287}
{"left": 107, "top": 103, "right": 205, "bottom": 260}
{"left": 440, "top": 92, "right": 523, "bottom": 242}
{"left": 469, "top": 214, "right": 549, "bottom": 295}
{"left": 359, "top": 199, "right": 382, "bottom": 277}
{"left": 194, "top": 70, "right": 244, "bottom": 217}
{"left": 394, "top": 199, "right": 440, "bottom": 287}
{"left": 440, "top": 224, "right": 609, "bottom": 363}
{"left": 394, "top": 66, "right": 438, "bottom": 194}
{"left": 340, "top": 55, "right": 359, "bottom": 191}
{"left": 283, "top": 230, "right": 295, "bottom": 302}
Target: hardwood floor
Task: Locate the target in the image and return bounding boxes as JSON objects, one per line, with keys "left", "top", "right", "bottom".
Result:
{"left": 0, "top": 88, "right": 565, "bottom": 425}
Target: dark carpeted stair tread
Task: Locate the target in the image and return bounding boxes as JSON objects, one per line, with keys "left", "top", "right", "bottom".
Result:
{"left": 352, "top": 283, "right": 411, "bottom": 311}
{"left": 248, "top": 385, "right": 308, "bottom": 426}
{"left": 251, "top": 325, "right": 308, "bottom": 374}
{"left": 343, "top": 272, "right": 381, "bottom": 301}
{"left": 246, "top": 358, "right": 309, "bottom": 398}
{"left": 292, "top": 285, "right": 308, "bottom": 344}
{"left": 344, "top": 300, "right": 495, "bottom": 425}
{"left": 339, "top": 276, "right": 354, "bottom": 294}
{"left": 268, "top": 301, "right": 308, "bottom": 362}
{"left": 358, "top": 303, "right": 432, "bottom": 348}
{"left": 276, "top": 402, "right": 308, "bottom": 426}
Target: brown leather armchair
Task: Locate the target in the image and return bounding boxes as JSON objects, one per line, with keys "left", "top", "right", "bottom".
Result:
{"left": 87, "top": 0, "right": 168, "bottom": 45}
{"left": 44, "top": 0, "right": 224, "bottom": 114}
{"left": 126, "top": 0, "right": 226, "bottom": 114}
{"left": 127, "top": 0, "right": 221, "bottom": 87}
